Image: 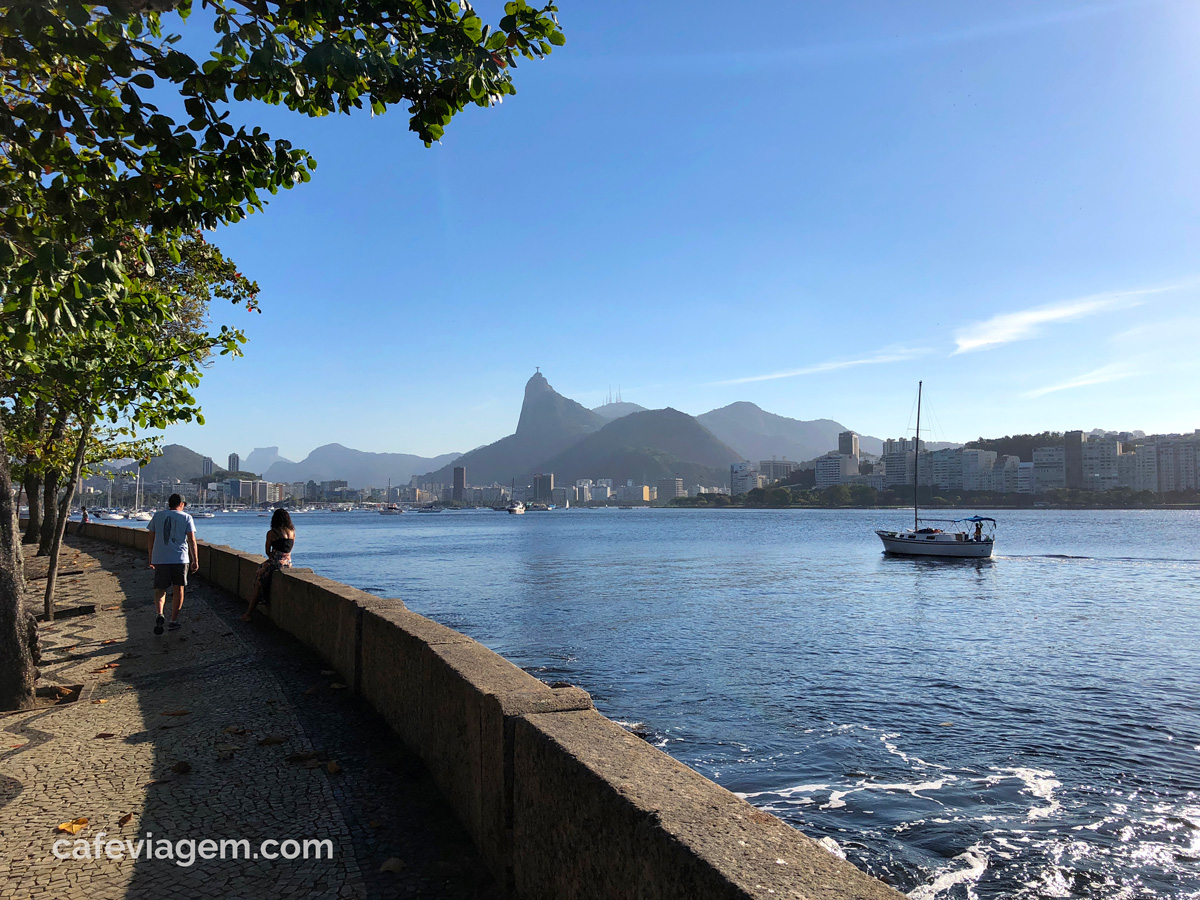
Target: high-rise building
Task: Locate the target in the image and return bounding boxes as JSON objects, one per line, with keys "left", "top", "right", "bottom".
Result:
{"left": 201, "top": 457, "right": 213, "bottom": 476}
{"left": 759, "top": 459, "right": 796, "bottom": 482}
{"left": 1081, "top": 436, "right": 1122, "bottom": 491}
{"left": 1033, "top": 446, "right": 1065, "bottom": 493}
{"left": 532, "top": 473, "right": 554, "bottom": 502}
{"left": 815, "top": 453, "right": 857, "bottom": 489}
{"left": 452, "top": 466, "right": 466, "bottom": 502}
{"left": 730, "top": 462, "right": 760, "bottom": 495}
{"left": 228, "top": 452, "right": 240, "bottom": 474}
{"left": 1064, "top": 431, "right": 1084, "bottom": 489}
{"left": 657, "top": 477, "right": 685, "bottom": 501}
{"left": 838, "top": 431, "right": 860, "bottom": 458}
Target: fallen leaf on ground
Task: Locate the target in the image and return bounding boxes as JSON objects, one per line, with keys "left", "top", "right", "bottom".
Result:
{"left": 101, "top": 639, "right": 118, "bottom": 645}
{"left": 94, "top": 733, "right": 116, "bottom": 739}
{"left": 92, "top": 699, "right": 108, "bottom": 705}
{"left": 379, "top": 858, "right": 406, "bottom": 873}
{"left": 368, "top": 820, "right": 382, "bottom": 829}
{"left": 10, "top": 744, "right": 24, "bottom": 749}
{"left": 118, "top": 813, "right": 133, "bottom": 827}
{"left": 214, "top": 743, "right": 240, "bottom": 752}
{"left": 329, "top": 683, "right": 347, "bottom": 690}
{"left": 304, "top": 686, "right": 319, "bottom": 696}
{"left": 91, "top": 664, "right": 119, "bottom": 673}
{"left": 257, "top": 734, "right": 287, "bottom": 746}
{"left": 160, "top": 709, "right": 191, "bottom": 717}
{"left": 222, "top": 726, "right": 247, "bottom": 735}
{"left": 170, "top": 761, "right": 191, "bottom": 775}
{"left": 216, "top": 750, "right": 234, "bottom": 761}
{"left": 327, "top": 761, "right": 341, "bottom": 774}
{"left": 56, "top": 818, "right": 88, "bottom": 834}
{"left": 102, "top": 605, "right": 120, "bottom": 611}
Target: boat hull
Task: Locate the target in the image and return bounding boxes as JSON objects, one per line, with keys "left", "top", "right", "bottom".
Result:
{"left": 875, "top": 530, "right": 994, "bottom": 558}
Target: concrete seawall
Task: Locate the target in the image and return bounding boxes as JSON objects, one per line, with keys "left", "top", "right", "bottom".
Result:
{"left": 76, "top": 521, "right": 902, "bottom": 900}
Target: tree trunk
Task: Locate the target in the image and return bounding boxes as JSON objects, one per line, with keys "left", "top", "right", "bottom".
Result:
{"left": 0, "top": 415, "right": 37, "bottom": 711}
{"left": 36, "top": 411, "right": 69, "bottom": 556}
{"left": 44, "top": 422, "right": 92, "bottom": 623}
{"left": 21, "top": 401, "right": 49, "bottom": 545}
{"left": 37, "top": 470, "right": 61, "bottom": 556}
{"left": 22, "top": 472, "right": 42, "bottom": 544}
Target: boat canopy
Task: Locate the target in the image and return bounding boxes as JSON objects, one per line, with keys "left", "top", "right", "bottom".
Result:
{"left": 914, "top": 516, "right": 997, "bottom": 525}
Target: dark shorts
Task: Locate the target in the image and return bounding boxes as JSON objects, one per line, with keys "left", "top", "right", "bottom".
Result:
{"left": 153, "top": 564, "right": 188, "bottom": 589}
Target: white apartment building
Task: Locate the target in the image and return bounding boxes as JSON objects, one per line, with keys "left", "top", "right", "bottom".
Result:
{"left": 730, "top": 462, "right": 761, "bottom": 495}
{"left": 1017, "top": 461, "right": 1034, "bottom": 494}
{"left": 1157, "top": 434, "right": 1198, "bottom": 492}
{"left": 961, "top": 449, "right": 998, "bottom": 491}
{"left": 882, "top": 449, "right": 915, "bottom": 487}
{"left": 759, "top": 459, "right": 797, "bottom": 482}
{"left": 815, "top": 453, "right": 857, "bottom": 489}
{"left": 1033, "top": 446, "right": 1065, "bottom": 493}
{"left": 1081, "top": 436, "right": 1122, "bottom": 491}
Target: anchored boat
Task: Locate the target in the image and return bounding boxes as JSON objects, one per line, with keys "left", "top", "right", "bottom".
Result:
{"left": 875, "top": 381, "right": 996, "bottom": 559}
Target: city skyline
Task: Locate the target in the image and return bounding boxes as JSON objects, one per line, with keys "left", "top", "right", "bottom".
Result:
{"left": 159, "top": 1, "right": 1200, "bottom": 460}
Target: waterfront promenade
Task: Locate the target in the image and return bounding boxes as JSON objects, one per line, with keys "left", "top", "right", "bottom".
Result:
{"left": 1, "top": 536, "right": 497, "bottom": 900}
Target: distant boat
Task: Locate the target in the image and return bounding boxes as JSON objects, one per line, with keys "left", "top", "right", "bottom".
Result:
{"left": 127, "top": 511, "right": 152, "bottom": 521}
{"left": 417, "top": 505, "right": 444, "bottom": 513}
{"left": 193, "top": 511, "right": 216, "bottom": 518}
{"left": 97, "top": 512, "right": 125, "bottom": 520}
{"left": 875, "top": 381, "right": 996, "bottom": 559}
{"left": 379, "top": 504, "right": 404, "bottom": 516}
{"left": 506, "top": 500, "right": 525, "bottom": 515}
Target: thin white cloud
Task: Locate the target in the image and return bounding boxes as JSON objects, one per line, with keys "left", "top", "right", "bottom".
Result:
{"left": 1024, "top": 363, "right": 1138, "bottom": 398}
{"left": 714, "top": 346, "right": 928, "bottom": 386}
{"left": 952, "top": 285, "right": 1183, "bottom": 355}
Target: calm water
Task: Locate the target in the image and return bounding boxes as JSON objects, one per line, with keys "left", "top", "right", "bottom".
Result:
{"left": 169, "top": 508, "right": 1200, "bottom": 899}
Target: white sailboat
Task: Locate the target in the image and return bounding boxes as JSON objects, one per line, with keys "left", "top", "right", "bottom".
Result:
{"left": 380, "top": 479, "right": 404, "bottom": 514}
{"left": 875, "top": 382, "right": 996, "bottom": 558}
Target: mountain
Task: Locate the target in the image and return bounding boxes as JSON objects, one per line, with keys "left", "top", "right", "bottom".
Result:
{"left": 697, "top": 402, "right": 885, "bottom": 462}
{"left": 264, "top": 444, "right": 460, "bottom": 488}
{"left": 424, "top": 372, "right": 607, "bottom": 484}
{"left": 244, "top": 446, "right": 291, "bottom": 474}
{"left": 116, "top": 444, "right": 209, "bottom": 483}
{"left": 592, "top": 401, "right": 648, "bottom": 420}
{"left": 533, "top": 408, "right": 742, "bottom": 486}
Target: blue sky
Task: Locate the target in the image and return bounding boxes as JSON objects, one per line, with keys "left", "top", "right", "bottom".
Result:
{"left": 161, "top": 0, "right": 1200, "bottom": 462}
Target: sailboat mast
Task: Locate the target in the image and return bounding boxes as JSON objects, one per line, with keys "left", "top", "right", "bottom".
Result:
{"left": 913, "top": 381, "right": 922, "bottom": 531}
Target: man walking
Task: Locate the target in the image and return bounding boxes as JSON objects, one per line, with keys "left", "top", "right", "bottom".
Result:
{"left": 147, "top": 494, "right": 199, "bottom": 634}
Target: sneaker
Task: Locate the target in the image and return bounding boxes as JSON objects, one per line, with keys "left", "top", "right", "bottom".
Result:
{"left": 154, "top": 614, "right": 165, "bottom": 636}
{"left": 167, "top": 621, "right": 181, "bottom": 631}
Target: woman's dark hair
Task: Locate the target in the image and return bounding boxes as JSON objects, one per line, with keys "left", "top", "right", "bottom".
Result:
{"left": 271, "top": 508, "right": 294, "bottom": 532}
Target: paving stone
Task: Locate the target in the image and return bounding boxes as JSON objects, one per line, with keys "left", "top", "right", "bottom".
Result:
{"left": 2, "top": 537, "right": 501, "bottom": 899}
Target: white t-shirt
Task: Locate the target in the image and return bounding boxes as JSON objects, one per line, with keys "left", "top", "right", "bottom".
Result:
{"left": 147, "top": 509, "right": 196, "bottom": 565}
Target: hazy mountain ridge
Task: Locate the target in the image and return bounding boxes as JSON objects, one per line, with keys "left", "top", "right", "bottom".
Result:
{"left": 591, "top": 401, "right": 648, "bottom": 420}
{"left": 264, "top": 444, "right": 460, "bottom": 487}
{"left": 697, "top": 402, "right": 882, "bottom": 462}
{"left": 244, "top": 446, "right": 292, "bottom": 474}
{"left": 532, "top": 408, "right": 743, "bottom": 486}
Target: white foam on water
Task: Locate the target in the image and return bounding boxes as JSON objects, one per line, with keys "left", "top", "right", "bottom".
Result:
{"left": 880, "top": 732, "right": 949, "bottom": 771}
{"left": 988, "top": 767, "right": 1062, "bottom": 821}
{"left": 822, "top": 788, "right": 856, "bottom": 810}
{"left": 736, "top": 783, "right": 830, "bottom": 801}
{"left": 817, "top": 836, "right": 846, "bottom": 860}
{"left": 906, "top": 846, "right": 988, "bottom": 900}
{"left": 870, "top": 775, "right": 957, "bottom": 802}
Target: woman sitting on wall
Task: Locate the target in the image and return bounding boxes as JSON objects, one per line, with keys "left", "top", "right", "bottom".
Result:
{"left": 240, "top": 508, "right": 295, "bottom": 622}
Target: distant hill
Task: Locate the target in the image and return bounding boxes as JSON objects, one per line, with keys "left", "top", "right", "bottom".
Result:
{"left": 424, "top": 372, "right": 606, "bottom": 484}
{"left": 244, "top": 446, "right": 292, "bottom": 474}
{"left": 534, "top": 408, "right": 742, "bottom": 486}
{"left": 116, "top": 444, "right": 211, "bottom": 483}
{"left": 592, "top": 401, "right": 648, "bottom": 420}
{"left": 697, "top": 402, "right": 875, "bottom": 462}
{"left": 264, "top": 444, "right": 459, "bottom": 488}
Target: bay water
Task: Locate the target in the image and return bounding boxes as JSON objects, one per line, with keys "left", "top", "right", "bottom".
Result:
{"left": 181, "top": 507, "right": 1200, "bottom": 899}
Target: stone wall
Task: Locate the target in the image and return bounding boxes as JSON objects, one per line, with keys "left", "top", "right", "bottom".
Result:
{"left": 77, "top": 522, "right": 902, "bottom": 900}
